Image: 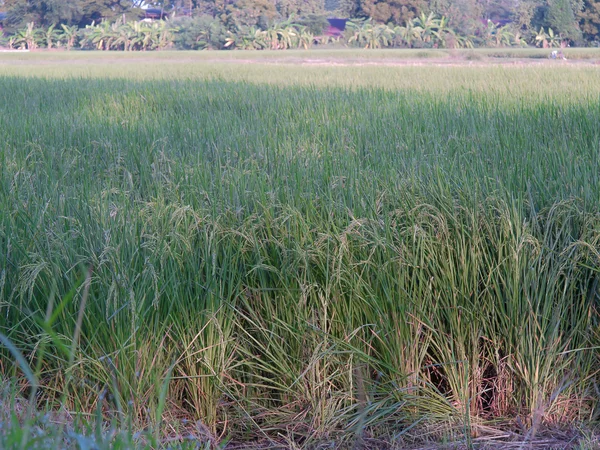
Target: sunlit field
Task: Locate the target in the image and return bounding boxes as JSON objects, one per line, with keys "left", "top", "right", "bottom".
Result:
{"left": 1, "top": 50, "right": 599, "bottom": 449}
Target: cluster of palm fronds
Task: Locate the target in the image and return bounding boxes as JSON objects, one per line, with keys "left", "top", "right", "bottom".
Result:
{"left": 5, "top": 19, "right": 174, "bottom": 51}
{"left": 2, "top": 13, "right": 563, "bottom": 52}
{"left": 347, "top": 14, "right": 528, "bottom": 49}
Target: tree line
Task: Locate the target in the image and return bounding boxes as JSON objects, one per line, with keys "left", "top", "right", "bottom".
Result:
{"left": 1, "top": 0, "right": 599, "bottom": 47}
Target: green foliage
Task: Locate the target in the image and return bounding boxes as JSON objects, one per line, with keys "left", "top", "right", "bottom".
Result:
{"left": 512, "top": 0, "right": 539, "bottom": 32}
{"left": 43, "top": 23, "right": 61, "bottom": 49}
{"left": 0, "top": 58, "right": 599, "bottom": 446}
{"left": 225, "top": 0, "right": 278, "bottom": 28}
{"left": 347, "top": 18, "right": 394, "bottom": 47}
{"left": 579, "top": 0, "right": 600, "bottom": 40}
{"left": 359, "top": 0, "right": 426, "bottom": 24}
{"left": 347, "top": 13, "right": 479, "bottom": 48}
{"left": 275, "top": 0, "right": 325, "bottom": 17}
{"left": 77, "top": 19, "right": 174, "bottom": 51}
{"left": 547, "top": 0, "right": 583, "bottom": 40}
{"left": 59, "top": 24, "right": 80, "bottom": 50}
{"left": 535, "top": 25, "right": 565, "bottom": 46}
{"left": 1, "top": 0, "right": 79, "bottom": 33}
{"left": 326, "top": 0, "right": 361, "bottom": 16}
{"left": 296, "top": 13, "right": 330, "bottom": 35}
{"left": 3, "top": 11, "right": 536, "bottom": 52}
{"left": 224, "top": 19, "right": 315, "bottom": 49}
{"left": 2, "top": 0, "right": 600, "bottom": 46}
{"left": 480, "top": 20, "right": 526, "bottom": 47}
{"left": 481, "top": 0, "right": 514, "bottom": 21}
{"left": 1, "top": 0, "right": 142, "bottom": 32}
{"left": 11, "top": 22, "right": 42, "bottom": 50}
{"left": 429, "top": 0, "right": 482, "bottom": 36}
{"left": 171, "top": 15, "right": 228, "bottom": 49}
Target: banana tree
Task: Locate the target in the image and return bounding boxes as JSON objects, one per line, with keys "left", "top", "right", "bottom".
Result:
{"left": 512, "top": 31, "right": 528, "bottom": 47}
{"left": 43, "top": 24, "right": 61, "bottom": 49}
{"left": 59, "top": 24, "right": 79, "bottom": 50}
{"left": 480, "top": 20, "right": 497, "bottom": 47}
{"left": 438, "top": 28, "right": 474, "bottom": 49}
{"left": 264, "top": 27, "right": 280, "bottom": 49}
{"left": 536, "top": 28, "right": 548, "bottom": 48}
{"left": 345, "top": 19, "right": 364, "bottom": 46}
{"left": 7, "top": 36, "right": 17, "bottom": 49}
{"left": 273, "top": 18, "right": 311, "bottom": 49}
{"left": 373, "top": 24, "right": 394, "bottom": 48}
{"left": 295, "top": 26, "right": 313, "bottom": 49}
{"left": 115, "top": 23, "right": 136, "bottom": 50}
{"left": 224, "top": 28, "right": 267, "bottom": 50}
{"left": 13, "top": 22, "right": 42, "bottom": 50}
{"left": 276, "top": 25, "right": 298, "bottom": 49}
{"left": 127, "top": 21, "right": 142, "bottom": 50}
{"left": 153, "top": 21, "right": 175, "bottom": 50}
{"left": 534, "top": 27, "right": 562, "bottom": 48}
{"left": 546, "top": 28, "right": 562, "bottom": 47}
{"left": 453, "top": 33, "right": 475, "bottom": 49}
{"left": 141, "top": 23, "right": 155, "bottom": 50}
{"left": 393, "top": 21, "right": 421, "bottom": 47}
{"left": 434, "top": 15, "right": 450, "bottom": 46}
{"left": 348, "top": 19, "right": 393, "bottom": 49}
{"left": 494, "top": 24, "right": 514, "bottom": 47}
{"left": 126, "top": 21, "right": 153, "bottom": 50}
{"left": 413, "top": 12, "right": 442, "bottom": 46}
{"left": 83, "top": 21, "right": 116, "bottom": 50}
{"left": 224, "top": 31, "right": 240, "bottom": 49}
{"left": 313, "top": 34, "right": 340, "bottom": 46}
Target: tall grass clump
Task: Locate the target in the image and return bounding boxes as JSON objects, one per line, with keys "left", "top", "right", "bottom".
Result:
{"left": 0, "top": 67, "right": 599, "bottom": 446}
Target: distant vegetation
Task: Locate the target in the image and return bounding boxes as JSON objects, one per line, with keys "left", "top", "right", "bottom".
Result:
{"left": 1, "top": 0, "right": 600, "bottom": 49}
{"left": 1, "top": 15, "right": 542, "bottom": 51}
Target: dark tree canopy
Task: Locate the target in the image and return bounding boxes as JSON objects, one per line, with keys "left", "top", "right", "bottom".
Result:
{"left": 579, "top": 0, "right": 600, "bottom": 39}
{"left": 1, "top": 0, "right": 141, "bottom": 31}
{"left": 0, "top": 0, "right": 595, "bottom": 44}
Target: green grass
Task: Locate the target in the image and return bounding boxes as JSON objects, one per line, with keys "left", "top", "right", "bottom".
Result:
{"left": 0, "top": 51, "right": 599, "bottom": 448}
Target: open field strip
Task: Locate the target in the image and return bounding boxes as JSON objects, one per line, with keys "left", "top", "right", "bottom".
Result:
{"left": 0, "top": 51, "right": 599, "bottom": 448}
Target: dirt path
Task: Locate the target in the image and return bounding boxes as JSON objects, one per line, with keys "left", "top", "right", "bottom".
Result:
{"left": 1, "top": 51, "right": 599, "bottom": 68}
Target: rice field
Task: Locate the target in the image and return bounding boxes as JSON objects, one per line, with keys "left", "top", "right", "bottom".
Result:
{"left": 1, "top": 50, "right": 600, "bottom": 448}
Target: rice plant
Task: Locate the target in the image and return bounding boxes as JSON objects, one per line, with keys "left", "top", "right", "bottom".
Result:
{"left": 0, "top": 53, "right": 599, "bottom": 448}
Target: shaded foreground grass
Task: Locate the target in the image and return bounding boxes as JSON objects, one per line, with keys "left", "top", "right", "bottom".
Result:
{"left": 0, "top": 63, "right": 600, "bottom": 448}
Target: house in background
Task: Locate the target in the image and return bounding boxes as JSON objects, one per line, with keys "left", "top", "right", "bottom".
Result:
{"left": 481, "top": 18, "right": 511, "bottom": 27}
{"left": 326, "top": 18, "right": 348, "bottom": 37}
{"left": 141, "top": 4, "right": 191, "bottom": 22}
{"left": 143, "top": 8, "right": 170, "bottom": 21}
